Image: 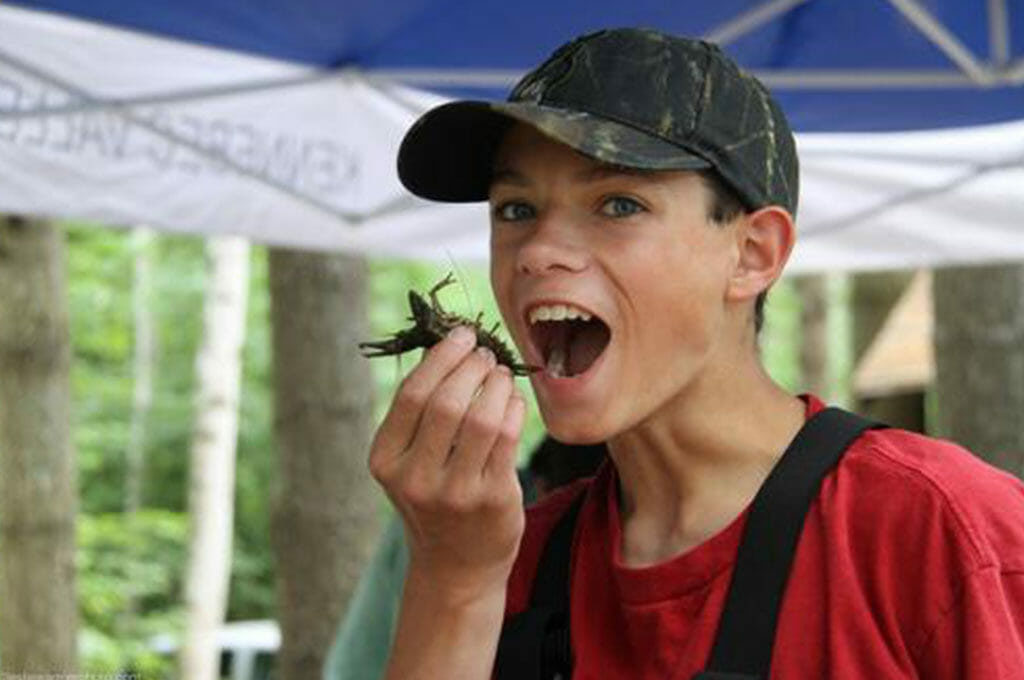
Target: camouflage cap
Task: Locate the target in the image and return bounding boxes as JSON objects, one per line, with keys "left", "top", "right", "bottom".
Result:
{"left": 397, "top": 27, "right": 799, "bottom": 215}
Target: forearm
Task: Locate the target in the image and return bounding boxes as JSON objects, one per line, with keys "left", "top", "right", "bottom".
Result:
{"left": 384, "top": 568, "right": 506, "bottom": 680}
{"left": 368, "top": 332, "right": 525, "bottom": 680}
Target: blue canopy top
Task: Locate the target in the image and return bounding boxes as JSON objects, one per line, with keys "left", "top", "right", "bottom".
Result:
{"left": 10, "top": 0, "right": 1024, "bottom": 132}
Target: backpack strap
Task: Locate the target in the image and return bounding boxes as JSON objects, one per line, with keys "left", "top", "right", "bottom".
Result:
{"left": 494, "top": 490, "right": 585, "bottom": 680}
{"left": 693, "top": 407, "right": 883, "bottom": 680}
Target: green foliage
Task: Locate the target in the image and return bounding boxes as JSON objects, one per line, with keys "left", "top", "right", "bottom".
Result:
{"left": 67, "top": 224, "right": 136, "bottom": 513}
{"left": 761, "top": 277, "right": 801, "bottom": 392}
{"left": 230, "top": 246, "right": 277, "bottom": 621}
{"left": 761, "top": 275, "right": 852, "bottom": 405}
{"left": 78, "top": 510, "right": 187, "bottom": 676}
{"left": 67, "top": 225, "right": 277, "bottom": 628}
{"left": 144, "top": 234, "right": 206, "bottom": 512}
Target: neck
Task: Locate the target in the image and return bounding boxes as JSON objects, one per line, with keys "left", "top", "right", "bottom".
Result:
{"left": 608, "top": 350, "right": 806, "bottom": 567}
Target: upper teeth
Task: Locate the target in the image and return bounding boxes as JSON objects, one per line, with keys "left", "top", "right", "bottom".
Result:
{"left": 529, "top": 304, "right": 592, "bottom": 324}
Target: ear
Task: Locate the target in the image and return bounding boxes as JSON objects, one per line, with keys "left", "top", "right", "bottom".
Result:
{"left": 725, "top": 206, "right": 796, "bottom": 304}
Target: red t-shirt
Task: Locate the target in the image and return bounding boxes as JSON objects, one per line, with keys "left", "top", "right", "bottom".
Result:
{"left": 506, "top": 396, "right": 1024, "bottom": 679}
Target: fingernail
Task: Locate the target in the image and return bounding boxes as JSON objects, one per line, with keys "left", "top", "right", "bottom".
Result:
{"left": 449, "top": 326, "right": 475, "bottom": 346}
{"left": 496, "top": 364, "right": 512, "bottom": 376}
{"left": 476, "top": 346, "right": 495, "bottom": 363}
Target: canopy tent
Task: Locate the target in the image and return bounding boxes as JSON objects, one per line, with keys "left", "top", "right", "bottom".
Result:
{"left": 1, "top": 0, "right": 1022, "bottom": 271}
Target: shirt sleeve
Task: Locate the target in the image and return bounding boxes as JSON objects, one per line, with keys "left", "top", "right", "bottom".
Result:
{"left": 913, "top": 565, "right": 1024, "bottom": 680}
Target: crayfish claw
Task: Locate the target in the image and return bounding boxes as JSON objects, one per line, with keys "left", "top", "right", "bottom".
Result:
{"left": 357, "top": 339, "right": 404, "bottom": 357}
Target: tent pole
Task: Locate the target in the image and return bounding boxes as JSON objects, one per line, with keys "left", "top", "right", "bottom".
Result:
{"left": 885, "top": 0, "right": 994, "bottom": 85}
{"left": 756, "top": 69, "right": 973, "bottom": 88}
{"left": 1009, "top": 59, "right": 1024, "bottom": 85}
{"left": 702, "top": 0, "right": 810, "bottom": 47}
{"left": 987, "top": 0, "right": 1010, "bottom": 66}
{"left": 366, "top": 69, "right": 520, "bottom": 90}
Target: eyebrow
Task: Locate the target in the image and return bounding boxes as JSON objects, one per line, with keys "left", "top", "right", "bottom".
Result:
{"left": 490, "top": 167, "right": 529, "bottom": 187}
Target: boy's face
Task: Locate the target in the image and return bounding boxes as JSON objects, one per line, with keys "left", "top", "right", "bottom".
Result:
{"left": 489, "top": 124, "right": 742, "bottom": 443}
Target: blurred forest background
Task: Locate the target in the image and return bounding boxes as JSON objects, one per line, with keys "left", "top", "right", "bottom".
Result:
{"left": 8, "top": 219, "right": 1022, "bottom": 679}
{"left": 60, "top": 224, "right": 534, "bottom": 675}
{"left": 50, "top": 222, "right": 818, "bottom": 675}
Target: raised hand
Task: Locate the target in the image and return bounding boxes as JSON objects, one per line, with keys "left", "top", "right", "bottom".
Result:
{"left": 369, "top": 324, "right": 527, "bottom": 604}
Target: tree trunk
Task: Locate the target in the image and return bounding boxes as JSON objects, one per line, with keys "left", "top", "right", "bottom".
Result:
{"left": 795, "top": 274, "right": 830, "bottom": 397}
{"left": 933, "top": 263, "right": 1024, "bottom": 477}
{"left": 126, "top": 227, "right": 156, "bottom": 514}
{"left": 180, "top": 236, "right": 251, "bottom": 680}
{"left": 0, "top": 215, "right": 78, "bottom": 673}
{"left": 267, "top": 249, "right": 377, "bottom": 680}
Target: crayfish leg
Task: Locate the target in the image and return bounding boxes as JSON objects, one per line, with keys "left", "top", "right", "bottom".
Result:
{"left": 511, "top": 363, "right": 542, "bottom": 376}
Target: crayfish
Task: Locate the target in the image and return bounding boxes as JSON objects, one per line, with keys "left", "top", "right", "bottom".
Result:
{"left": 359, "top": 273, "right": 538, "bottom": 376}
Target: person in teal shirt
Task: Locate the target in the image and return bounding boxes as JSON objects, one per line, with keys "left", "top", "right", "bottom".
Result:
{"left": 323, "top": 437, "right": 605, "bottom": 680}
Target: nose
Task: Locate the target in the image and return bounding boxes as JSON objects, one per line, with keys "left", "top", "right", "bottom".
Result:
{"left": 515, "top": 211, "right": 588, "bottom": 276}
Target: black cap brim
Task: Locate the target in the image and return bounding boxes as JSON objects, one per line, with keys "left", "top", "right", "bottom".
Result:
{"left": 397, "top": 100, "right": 712, "bottom": 203}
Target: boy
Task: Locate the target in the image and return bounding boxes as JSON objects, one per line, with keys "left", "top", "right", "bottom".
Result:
{"left": 368, "top": 28, "right": 1024, "bottom": 678}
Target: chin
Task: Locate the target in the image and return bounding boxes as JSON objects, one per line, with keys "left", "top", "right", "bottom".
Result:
{"left": 538, "top": 407, "right": 613, "bottom": 446}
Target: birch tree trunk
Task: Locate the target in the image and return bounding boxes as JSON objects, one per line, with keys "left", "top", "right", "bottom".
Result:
{"left": 179, "top": 236, "right": 251, "bottom": 680}
{"left": 0, "top": 215, "right": 78, "bottom": 673}
{"left": 126, "top": 227, "right": 155, "bottom": 514}
{"left": 933, "top": 263, "right": 1024, "bottom": 477}
{"left": 268, "top": 249, "right": 377, "bottom": 680}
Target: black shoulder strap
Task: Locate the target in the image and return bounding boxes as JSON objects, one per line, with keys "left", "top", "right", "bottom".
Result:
{"left": 694, "top": 407, "right": 882, "bottom": 680}
{"left": 494, "top": 491, "right": 585, "bottom": 680}
{"left": 497, "top": 407, "right": 881, "bottom": 680}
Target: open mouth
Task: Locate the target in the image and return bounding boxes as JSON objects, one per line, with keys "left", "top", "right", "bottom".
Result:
{"left": 527, "top": 303, "right": 611, "bottom": 378}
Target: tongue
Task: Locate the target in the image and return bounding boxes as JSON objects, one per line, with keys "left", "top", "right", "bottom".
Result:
{"left": 567, "top": 322, "right": 608, "bottom": 375}
{"left": 544, "top": 321, "right": 609, "bottom": 378}
{"left": 547, "top": 344, "right": 568, "bottom": 378}
{"left": 544, "top": 324, "right": 571, "bottom": 377}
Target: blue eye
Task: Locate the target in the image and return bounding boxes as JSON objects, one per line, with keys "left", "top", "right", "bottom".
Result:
{"left": 494, "top": 201, "right": 535, "bottom": 222}
{"left": 600, "top": 196, "right": 645, "bottom": 218}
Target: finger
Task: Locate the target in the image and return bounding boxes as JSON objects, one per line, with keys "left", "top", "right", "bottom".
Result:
{"left": 370, "top": 326, "right": 477, "bottom": 463}
{"left": 409, "top": 345, "right": 497, "bottom": 469}
{"left": 446, "top": 364, "right": 515, "bottom": 478}
{"left": 483, "top": 390, "right": 526, "bottom": 483}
